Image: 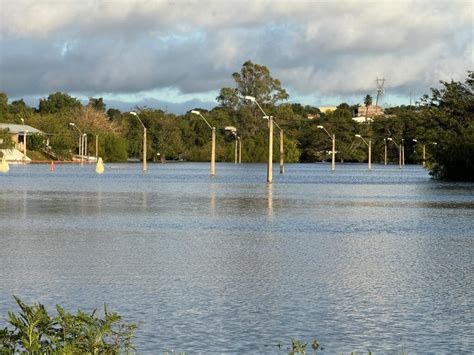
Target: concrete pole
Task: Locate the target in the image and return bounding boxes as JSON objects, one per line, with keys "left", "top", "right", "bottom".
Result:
{"left": 96, "top": 135, "right": 99, "bottom": 158}
{"left": 399, "top": 145, "right": 402, "bottom": 168}
{"left": 331, "top": 134, "right": 336, "bottom": 172}
{"left": 143, "top": 127, "right": 147, "bottom": 172}
{"left": 422, "top": 144, "right": 426, "bottom": 167}
{"left": 268, "top": 117, "right": 273, "bottom": 183}
{"left": 368, "top": 140, "right": 372, "bottom": 171}
{"left": 78, "top": 135, "right": 82, "bottom": 165}
{"left": 84, "top": 134, "right": 88, "bottom": 158}
{"left": 402, "top": 141, "right": 405, "bottom": 166}
{"left": 80, "top": 135, "right": 84, "bottom": 166}
{"left": 384, "top": 140, "right": 387, "bottom": 165}
{"left": 234, "top": 139, "right": 238, "bottom": 164}
{"left": 23, "top": 131, "right": 27, "bottom": 164}
{"left": 238, "top": 137, "right": 242, "bottom": 164}
{"left": 211, "top": 127, "right": 216, "bottom": 176}
{"left": 280, "top": 129, "right": 284, "bottom": 174}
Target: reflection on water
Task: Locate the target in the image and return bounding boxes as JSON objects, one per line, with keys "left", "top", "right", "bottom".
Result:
{"left": 0, "top": 163, "right": 473, "bottom": 353}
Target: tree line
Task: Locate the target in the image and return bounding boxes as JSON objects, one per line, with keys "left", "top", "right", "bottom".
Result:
{"left": 0, "top": 61, "right": 472, "bottom": 181}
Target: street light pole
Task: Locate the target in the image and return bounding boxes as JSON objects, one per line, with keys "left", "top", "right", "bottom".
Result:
{"left": 384, "top": 138, "right": 387, "bottom": 165}
{"left": 69, "top": 123, "right": 83, "bottom": 166}
{"left": 274, "top": 120, "right": 285, "bottom": 174}
{"left": 130, "top": 112, "right": 147, "bottom": 173}
{"left": 238, "top": 137, "right": 242, "bottom": 164}
{"left": 387, "top": 138, "right": 402, "bottom": 168}
{"left": 245, "top": 96, "right": 277, "bottom": 183}
{"left": 317, "top": 125, "right": 336, "bottom": 172}
{"left": 401, "top": 139, "right": 405, "bottom": 166}
{"left": 191, "top": 110, "right": 216, "bottom": 176}
{"left": 355, "top": 134, "right": 371, "bottom": 171}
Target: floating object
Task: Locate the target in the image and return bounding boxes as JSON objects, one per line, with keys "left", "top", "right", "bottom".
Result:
{"left": 0, "top": 155, "right": 9, "bottom": 173}
{"left": 96, "top": 157, "right": 104, "bottom": 174}
{"left": 50, "top": 161, "right": 55, "bottom": 172}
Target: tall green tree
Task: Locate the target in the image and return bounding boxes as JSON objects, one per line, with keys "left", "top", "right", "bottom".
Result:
{"left": 363, "top": 94, "right": 373, "bottom": 122}
{"left": 38, "top": 92, "right": 82, "bottom": 114}
{"left": 217, "top": 60, "right": 289, "bottom": 108}
{"left": 421, "top": 72, "right": 474, "bottom": 180}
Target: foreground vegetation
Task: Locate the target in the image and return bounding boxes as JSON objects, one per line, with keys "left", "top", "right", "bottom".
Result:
{"left": 0, "top": 297, "right": 136, "bottom": 354}
{"left": 0, "top": 62, "right": 472, "bottom": 181}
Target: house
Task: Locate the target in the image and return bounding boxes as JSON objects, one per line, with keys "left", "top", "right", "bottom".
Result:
{"left": 0, "top": 123, "right": 45, "bottom": 151}
{"left": 0, "top": 123, "right": 46, "bottom": 162}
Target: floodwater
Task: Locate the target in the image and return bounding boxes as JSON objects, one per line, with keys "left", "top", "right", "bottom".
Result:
{"left": 0, "top": 163, "right": 473, "bottom": 353}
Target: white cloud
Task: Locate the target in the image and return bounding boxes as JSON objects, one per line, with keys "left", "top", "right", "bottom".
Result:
{"left": 0, "top": 0, "right": 472, "bottom": 110}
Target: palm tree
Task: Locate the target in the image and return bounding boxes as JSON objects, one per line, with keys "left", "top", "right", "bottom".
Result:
{"left": 364, "top": 94, "right": 373, "bottom": 123}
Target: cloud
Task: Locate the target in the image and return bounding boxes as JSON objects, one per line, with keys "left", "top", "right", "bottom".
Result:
{"left": 0, "top": 0, "right": 472, "bottom": 112}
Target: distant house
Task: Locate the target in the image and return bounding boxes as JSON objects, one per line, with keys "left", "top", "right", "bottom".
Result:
{"left": 306, "top": 114, "right": 320, "bottom": 120}
{"left": 351, "top": 105, "right": 386, "bottom": 123}
{"left": 318, "top": 106, "right": 337, "bottom": 114}
{"left": 0, "top": 123, "right": 45, "bottom": 151}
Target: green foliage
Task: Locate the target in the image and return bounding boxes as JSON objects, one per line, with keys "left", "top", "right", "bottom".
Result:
{"left": 0, "top": 296, "right": 137, "bottom": 354}
{"left": 26, "top": 133, "right": 46, "bottom": 151}
{"left": 102, "top": 133, "right": 128, "bottom": 162}
{"left": 107, "top": 108, "right": 122, "bottom": 120}
{"left": 88, "top": 97, "right": 106, "bottom": 112}
{"left": 38, "top": 92, "right": 82, "bottom": 114}
{"left": 0, "top": 129, "right": 15, "bottom": 149}
{"left": 422, "top": 72, "right": 474, "bottom": 180}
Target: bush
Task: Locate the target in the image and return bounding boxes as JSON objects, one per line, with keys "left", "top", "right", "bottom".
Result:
{"left": 0, "top": 296, "right": 137, "bottom": 354}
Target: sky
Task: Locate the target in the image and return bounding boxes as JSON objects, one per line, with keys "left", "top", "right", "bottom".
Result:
{"left": 0, "top": 0, "right": 472, "bottom": 114}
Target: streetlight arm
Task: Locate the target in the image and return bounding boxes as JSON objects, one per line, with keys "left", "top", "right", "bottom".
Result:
{"left": 197, "top": 113, "right": 213, "bottom": 130}
{"left": 356, "top": 135, "right": 369, "bottom": 146}
{"left": 318, "top": 126, "right": 332, "bottom": 140}
{"left": 273, "top": 120, "right": 283, "bottom": 132}
{"left": 130, "top": 112, "right": 146, "bottom": 129}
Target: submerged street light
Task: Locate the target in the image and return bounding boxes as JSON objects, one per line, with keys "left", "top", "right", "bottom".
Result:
{"left": 191, "top": 110, "right": 216, "bottom": 176}
{"left": 413, "top": 139, "right": 437, "bottom": 167}
{"left": 245, "top": 96, "right": 274, "bottom": 183}
{"left": 387, "top": 137, "right": 402, "bottom": 168}
{"left": 384, "top": 138, "right": 387, "bottom": 165}
{"left": 130, "top": 112, "right": 147, "bottom": 173}
{"left": 69, "top": 122, "right": 83, "bottom": 166}
{"left": 355, "top": 134, "right": 372, "bottom": 171}
{"left": 317, "top": 125, "right": 336, "bottom": 171}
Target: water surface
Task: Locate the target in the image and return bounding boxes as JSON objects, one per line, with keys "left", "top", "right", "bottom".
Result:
{"left": 1, "top": 163, "right": 473, "bottom": 353}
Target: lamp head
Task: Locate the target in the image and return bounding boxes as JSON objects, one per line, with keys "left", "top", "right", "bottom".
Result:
{"left": 244, "top": 96, "right": 255, "bottom": 102}
{"left": 355, "top": 134, "right": 361, "bottom": 138}
{"left": 191, "top": 110, "right": 200, "bottom": 115}
{"left": 387, "top": 137, "right": 393, "bottom": 141}
{"left": 317, "top": 125, "right": 324, "bottom": 129}
{"left": 130, "top": 111, "right": 138, "bottom": 116}
{"left": 412, "top": 139, "right": 418, "bottom": 142}
{"left": 432, "top": 142, "right": 437, "bottom": 145}
{"left": 69, "top": 122, "right": 75, "bottom": 126}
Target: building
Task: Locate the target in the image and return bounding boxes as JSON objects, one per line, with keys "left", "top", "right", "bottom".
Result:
{"left": 318, "top": 106, "right": 337, "bottom": 114}
{"left": 0, "top": 123, "right": 45, "bottom": 162}
{"left": 0, "top": 123, "right": 44, "bottom": 151}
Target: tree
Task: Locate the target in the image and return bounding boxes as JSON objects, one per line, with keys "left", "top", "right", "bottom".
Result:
{"left": 364, "top": 94, "right": 373, "bottom": 122}
{"left": 216, "top": 87, "right": 239, "bottom": 110}
{"left": 38, "top": 92, "right": 81, "bottom": 114}
{"left": 0, "top": 129, "right": 14, "bottom": 149}
{"left": 217, "top": 60, "right": 289, "bottom": 108}
{"left": 106, "top": 108, "right": 122, "bottom": 120}
{"left": 88, "top": 97, "right": 106, "bottom": 112}
{"left": 0, "top": 92, "right": 8, "bottom": 118}
{"left": 422, "top": 72, "right": 474, "bottom": 181}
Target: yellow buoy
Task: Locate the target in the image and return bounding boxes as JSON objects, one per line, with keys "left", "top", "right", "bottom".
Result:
{"left": 0, "top": 155, "right": 9, "bottom": 173}
{"left": 96, "top": 157, "right": 104, "bottom": 174}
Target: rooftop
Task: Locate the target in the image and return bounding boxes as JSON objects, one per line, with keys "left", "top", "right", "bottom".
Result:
{"left": 0, "top": 123, "right": 44, "bottom": 135}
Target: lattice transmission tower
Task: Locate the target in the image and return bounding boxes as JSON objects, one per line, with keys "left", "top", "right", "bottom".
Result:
{"left": 375, "top": 77, "right": 385, "bottom": 107}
